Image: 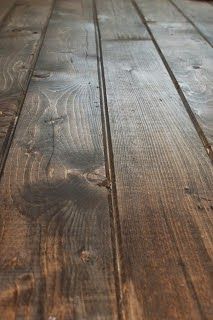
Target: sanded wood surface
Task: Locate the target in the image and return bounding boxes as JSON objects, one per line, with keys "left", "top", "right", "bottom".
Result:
{"left": 0, "top": 0, "right": 117, "bottom": 319}
{"left": 134, "top": 0, "right": 213, "bottom": 157}
{"left": 0, "top": 0, "right": 54, "bottom": 173}
{"left": 95, "top": 0, "right": 213, "bottom": 318}
{"left": 0, "top": 0, "right": 15, "bottom": 26}
{"left": 171, "top": 0, "right": 213, "bottom": 46}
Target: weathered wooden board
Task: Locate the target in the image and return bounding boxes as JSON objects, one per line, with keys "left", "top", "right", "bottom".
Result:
{"left": 96, "top": 0, "right": 213, "bottom": 319}
{"left": 171, "top": 0, "right": 213, "bottom": 46}
{"left": 134, "top": 0, "right": 213, "bottom": 157}
{"left": 0, "top": 0, "right": 117, "bottom": 319}
{"left": 0, "top": 0, "right": 15, "bottom": 26}
{"left": 96, "top": 0, "right": 149, "bottom": 40}
{"left": 0, "top": 0, "right": 54, "bottom": 174}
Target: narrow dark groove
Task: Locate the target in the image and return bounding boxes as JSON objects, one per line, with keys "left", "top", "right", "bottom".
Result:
{"left": 131, "top": 0, "right": 213, "bottom": 162}
{"left": 169, "top": 0, "right": 213, "bottom": 48}
{"left": 93, "top": 1, "right": 126, "bottom": 319}
{"left": 0, "top": 1, "right": 16, "bottom": 29}
{"left": 0, "top": 0, "right": 57, "bottom": 179}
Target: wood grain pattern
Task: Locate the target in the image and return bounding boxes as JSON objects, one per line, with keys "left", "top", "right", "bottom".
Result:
{"left": 0, "top": 0, "right": 117, "bottom": 319}
{"left": 0, "top": 0, "right": 54, "bottom": 174}
{"left": 96, "top": 0, "right": 149, "bottom": 40}
{"left": 171, "top": 0, "right": 213, "bottom": 46}
{"left": 134, "top": 0, "right": 213, "bottom": 156}
{"left": 95, "top": 0, "right": 213, "bottom": 318}
{"left": 0, "top": 0, "right": 15, "bottom": 26}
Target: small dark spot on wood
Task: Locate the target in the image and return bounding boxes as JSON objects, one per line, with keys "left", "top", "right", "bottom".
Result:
{"left": 12, "top": 28, "right": 21, "bottom": 32}
{"left": 33, "top": 31, "right": 38, "bottom": 34}
{"left": 33, "top": 71, "right": 50, "bottom": 79}
{"left": 192, "top": 65, "right": 200, "bottom": 69}
{"left": 97, "top": 179, "right": 111, "bottom": 190}
{"left": 197, "top": 204, "right": 204, "bottom": 210}
{"left": 44, "top": 116, "right": 65, "bottom": 124}
{"left": 184, "top": 186, "right": 192, "bottom": 194}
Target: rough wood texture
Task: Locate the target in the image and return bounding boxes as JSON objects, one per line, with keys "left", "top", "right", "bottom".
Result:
{"left": 134, "top": 0, "right": 213, "bottom": 157}
{"left": 171, "top": 0, "right": 213, "bottom": 46}
{"left": 0, "top": 0, "right": 54, "bottom": 173}
{"left": 96, "top": 0, "right": 149, "bottom": 40}
{"left": 0, "top": 0, "right": 117, "bottom": 319}
{"left": 0, "top": 0, "right": 15, "bottom": 26}
{"left": 95, "top": 0, "right": 213, "bottom": 319}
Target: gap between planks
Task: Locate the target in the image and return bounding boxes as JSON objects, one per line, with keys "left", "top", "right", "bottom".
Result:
{"left": 93, "top": 1, "right": 125, "bottom": 319}
{"left": 0, "top": 0, "right": 56, "bottom": 178}
{"left": 131, "top": 0, "right": 213, "bottom": 162}
{"left": 169, "top": 0, "right": 213, "bottom": 48}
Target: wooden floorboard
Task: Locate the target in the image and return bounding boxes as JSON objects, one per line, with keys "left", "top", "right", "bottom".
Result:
{"left": 0, "top": 0, "right": 55, "bottom": 175}
{"left": 95, "top": 0, "right": 149, "bottom": 40}
{"left": 0, "top": 0, "right": 212, "bottom": 319}
{"left": 0, "top": 0, "right": 117, "bottom": 319}
{"left": 134, "top": 0, "right": 213, "bottom": 159}
{"left": 171, "top": 0, "right": 213, "bottom": 46}
{"left": 95, "top": 0, "right": 213, "bottom": 319}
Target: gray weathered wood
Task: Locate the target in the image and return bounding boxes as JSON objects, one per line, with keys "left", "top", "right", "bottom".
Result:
{"left": 171, "top": 0, "right": 213, "bottom": 46}
{"left": 135, "top": 0, "right": 213, "bottom": 156}
{"left": 96, "top": 0, "right": 149, "bottom": 40}
{"left": 0, "top": 0, "right": 117, "bottom": 318}
{"left": 0, "top": 0, "right": 54, "bottom": 173}
{"left": 96, "top": 0, "right": 213, "bottom": 318}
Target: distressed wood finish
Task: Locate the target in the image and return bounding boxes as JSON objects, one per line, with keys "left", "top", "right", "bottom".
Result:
{"left": 0, "top": 0, "right": 54, "bottom": 173}
{"left": 134, "top": 0, "right": 213, "bottom": 156}
{"left": 0, "top": 0, "right": 117, "bottom": 319}
{"left": 95, "top": 0, "right": 213, "bottom": 319}
{"left": 0, "top": 0, "right": 15, "bottom": 26}
{"left": 96, "top": 0, "right": 149, "bottom": 40}
{"left": 171, "top": 0, "right": 213, "bottom": 46}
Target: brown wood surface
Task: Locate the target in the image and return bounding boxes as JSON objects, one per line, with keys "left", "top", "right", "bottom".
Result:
{"left": 0, "top": 0, "right": 15, "bottom": 26}
{"left": 0, "top": 0, "right": 54, "bottom": 174}
{"left": 134, "top": 0, "right": 213, "bottom": 158}
{"left": 95, "top": 0, "right": 213, "bottom": 319}
{"left": 171, "top": 0, "right": 213, "bottom": 46}
{"left": 0, "top": 0, "right": 117, "bottom": 319}
{"left": 0, "top": 0, "right": 212, "bottom": 319}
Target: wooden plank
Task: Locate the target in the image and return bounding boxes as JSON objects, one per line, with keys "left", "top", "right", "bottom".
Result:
{"left": 96, "top": 0, "right": 149, "bottom": 40}
{"left": 134, "top": 0, "right": 213, "bottom": 157}
{"left": 0, "top": 0, "right": 15, "bottom": 26}
{"left": 0, "top": 0, "right": 117, "bottom": 318}
{"left": 171, "top": 0, "right": 213, "bottom": 46}
{"left": 0, "top": 0, "right": 54, "bottom": 174}
{"left": 95, "top": 0, "right": 213, "bottom": 319}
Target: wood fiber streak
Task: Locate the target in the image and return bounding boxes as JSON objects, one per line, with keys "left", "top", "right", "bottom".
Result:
{"left": 0, "top": 0, "right": 54, "bottom": 172}
{"left": 135, "top": 0, "right": 213, "bottom": 154}
{"left": 0, "top": 0, "right": 117, "bottom": 319}
{"left": 171, "top": 0, "right": 213, "bottom": 46}
{"left": 96, "top": 1, "right": 213, "bottom": 318}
